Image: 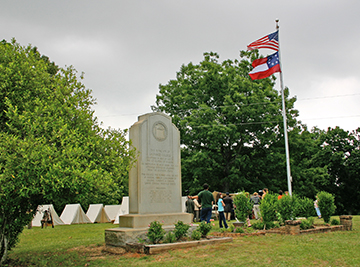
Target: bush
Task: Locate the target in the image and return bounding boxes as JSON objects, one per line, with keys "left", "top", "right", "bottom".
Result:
{"left": 260, "top": 193, "right": 277, "bottom": 224}
{"left": 300, "top": 217, "right": 314, "bottom": 230}
{"left": 198, "top": 221, "right": 212, "bottom": 237}
{"left": 251, "top": 221, "right": 264, "bottom": 230}
{"left": 294, "top": 195, "right": 316, "bottom": 218}
{"left": 276, "top": 195, "right": 295, "bottom": 221}
{"left": 317, "top": 191, "right": 336, "bottom": 223}
{"left": 233, "top": 192, "right": 253, "bottom": 222}
{"left": 147, "top": 221, "right": 165, "bottom": 244}
{"left": 191, "top": 229, "right": 202, "bottom": 240}
{"left": 164, "top": 231, "right": 176, "bottom": 243}
{"left": 331, "top": 219, "right": 340, "bottom": 225}
{"left": 174, "top": 221, "right": 190, "bottom": 240}
{"left": 235, "top": 227, "right": 244, "bottom": 233}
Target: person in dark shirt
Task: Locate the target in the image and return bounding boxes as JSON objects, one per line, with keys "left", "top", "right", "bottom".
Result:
{"left": 189, "top": 183, "right": 215, "bottom": 223}
{"left": 223, "top": 192, "right": 233, "bottom": 221}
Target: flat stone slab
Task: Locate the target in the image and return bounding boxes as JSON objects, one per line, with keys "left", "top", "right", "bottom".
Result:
{"left": 143, "top": 237, "right": 233, "bottom": 254}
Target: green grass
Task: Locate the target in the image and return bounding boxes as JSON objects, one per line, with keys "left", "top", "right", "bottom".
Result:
{"left": 5, "top": 216, "right": 360, "bottom": 266}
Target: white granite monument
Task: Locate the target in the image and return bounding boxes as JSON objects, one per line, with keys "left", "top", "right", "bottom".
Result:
{"left": 105, "top": 113, "right": 192, "bottom": 246}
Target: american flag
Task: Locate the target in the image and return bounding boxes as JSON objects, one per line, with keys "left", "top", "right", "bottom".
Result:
{"left": 247, "top": 31, "right": 279, "bottom": 51}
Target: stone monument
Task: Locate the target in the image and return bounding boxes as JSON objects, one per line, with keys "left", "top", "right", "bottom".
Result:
{"left": 105, "top": 112, "right": 192, "bottom": 246}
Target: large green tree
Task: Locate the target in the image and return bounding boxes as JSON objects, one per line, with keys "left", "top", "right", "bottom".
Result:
{"left": 0, "top": 39, "right": 133, "bottom": 264}
{"left": 312, "top": 127, "right": 360, "bottom": 214}
{"left": 152, "top": 51, "right": 299, "bottom": 194}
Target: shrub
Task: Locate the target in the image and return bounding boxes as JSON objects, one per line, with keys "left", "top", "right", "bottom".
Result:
{"left": 251, "top": 221, "right": 264, "bottom": 230}
{"left": 164, "top": 231, "right": 176, "bottom": 243}
{"left": 300, "top": 217, "right": 314, "bottom": 230}
{"left": 174, "top": 221, "right": 190, "bottom": 240}
{"left": 235, "top": 227, "right": 244, "bottom": 233}
{"left": 233, "top": 192, "right": 253, "bottom": 222}
{"left": 198, "top": 221, "right": 212, "bottom": 237}
{"left": 219, "top": 228, "right": 227, "bottom": 233}
{"left": 276, "top": 195, "right": 295, "bottom": 221}
{"left": 260, "top": 193, "right": 277, "bottom": 224}
{"left": 331, "top": 219, "right": 340, "bottom": 225}
{"left": 147, "top": 221, "right": 165, "bottom": 244}
{"left": 294, "top": 195, "right": 316, "bottom": 218}
{"left": 229, "top": 224, "right": 235, "bottom": 233}
{"left": 191, "top": 229, "right": 202, "bottom": 240}
{"left": 317, "top": 191, "right": 336, "bottom": 223}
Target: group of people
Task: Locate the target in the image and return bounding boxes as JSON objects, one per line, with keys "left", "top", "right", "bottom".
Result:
{"left": 187, "top": 184, "right": 323, "bottom": 229}
{"left": 186, "top": 184, "right": 234, "bottom": 229}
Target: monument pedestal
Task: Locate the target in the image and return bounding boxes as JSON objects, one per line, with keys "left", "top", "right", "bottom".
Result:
{"left": 105, "top": 213, "right": 192, "bottom": 247}
{"left": 119, "top": 213, "right": 192, "bottom": 228}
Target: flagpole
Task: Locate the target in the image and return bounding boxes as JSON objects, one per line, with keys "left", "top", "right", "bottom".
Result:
{"left": 276, "top": 19, "right": 293, "bottom": 196}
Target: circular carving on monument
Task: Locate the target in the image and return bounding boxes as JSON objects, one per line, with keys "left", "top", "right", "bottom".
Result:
{"left": 152, "top": 121, "right": 168, "bottom": 141}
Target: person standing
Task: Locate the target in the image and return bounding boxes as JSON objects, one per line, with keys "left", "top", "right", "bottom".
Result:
{"left": 216, "top": 192, "right": 228, "bottom": 229}
{"left": 193, "top": 198, "right": 201, "bottom": 222}
{"left": 189, "top": 183, "right": 215, "bottom": 223}
{"left": 314, "top": 195, "right": 321, "bottom": 219}
{"left": 223, "top": 192, "right": 233, "bottom": 221}
{"left": 185, "top": 193, "right": 195, "bottom": 222}
{"left": 250, "top": 192, "right": 261, "bottom": 220}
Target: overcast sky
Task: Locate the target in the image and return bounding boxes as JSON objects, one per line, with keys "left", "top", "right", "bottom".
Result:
{"left": 2, "top": 1, "right": 360, "bottom": 134}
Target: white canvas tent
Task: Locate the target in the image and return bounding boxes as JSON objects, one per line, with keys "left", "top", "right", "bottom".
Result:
{"left": 113, "top": 196, "right": 129, "bottom": 224}
{"left": 60, "top": 204, "right": 92, "bottom": 224}
{"left": 104, "top": 205, "right": 121, "bottom": 223}
{"left": 86, "top": 204, "right": 110, "bottom": 223}
{"left": 32, "top": 204, "right": 65, "bottom": 227}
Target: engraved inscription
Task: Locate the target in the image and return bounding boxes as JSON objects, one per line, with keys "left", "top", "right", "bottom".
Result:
{"left": 142, "top": 148, "right": 178, "bottom": 204}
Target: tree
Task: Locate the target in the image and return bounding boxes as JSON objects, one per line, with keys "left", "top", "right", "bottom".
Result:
{"left": 0, "top": 39, "right": 133, "bottom": 264}
{"left": 152, "top": 51, "right": 299, "bottom": 194}
{"left": 312, "top": 127, "right": 360, "bottom": 214}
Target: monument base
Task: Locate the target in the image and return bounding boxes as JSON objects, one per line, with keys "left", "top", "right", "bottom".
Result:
{"left": 119, "top": 213, "right": 192, "bottom": 228}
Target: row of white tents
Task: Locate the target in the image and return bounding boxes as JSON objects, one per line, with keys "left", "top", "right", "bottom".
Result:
{"left": 31, "top": 197, "right": 130, "bottom": 227}
{"left": 32, "top": 196, "right": 188, "bottom": 227}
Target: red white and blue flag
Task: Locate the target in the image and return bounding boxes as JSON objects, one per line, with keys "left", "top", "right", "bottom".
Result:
{"left": 247, "top": 31, "right": 279, "bottom": 51}
{"left": 248, "top": 52, "right": 281, "bottom": 80}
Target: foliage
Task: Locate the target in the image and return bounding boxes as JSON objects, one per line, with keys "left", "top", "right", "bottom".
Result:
{"left": 233, "top": 192, "right": 253, "bottom": 222}
{"left": 151, "top": 51, "right": 299, "bottom": 194}
{"left": 174, "top": 221, "right": 190, "bottom": 240}
{"left": 317, "top": 191, "right": 336, "bottom": 223}
{"left": 164, "top": 231, "right": 176, "bottom": 243}
{"left": 300, "top": 217, "right": 315, "bottom": 230}
{"left": 235, "top": 227, "right": 244, "bottom": 233}
{"left": 147, "top": 221, "right": 165, "bottom": 244}
{"left": 276, "top": 195, "right": 295, "bottom": 221}
{"left": 311, "top": 127, "right": 360, "bottom": 214}
{"left": 0, "top": 39, "right": 133, "bottom": 264}
{"left": 293, "top": 195, "right": 316, "bottom": 218}
{"left": 197, "top": 221, "right": 212, "bottom": 237}
{"left": 331, "top": 219, "right": 340, "bottom": 225}
{"left": 260, "top": 193, "right": 277, "bottom": 225}
{"left": 229, "top": 224, "right": 235, "bottom": 233}
{"left": 190, "top": 229, "right": 202, "bottom": 240}
{"left": 251, "top": 221, "right": 265, "bottom": 230}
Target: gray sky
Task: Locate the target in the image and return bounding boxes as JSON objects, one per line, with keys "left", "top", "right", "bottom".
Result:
{"left": 2, "top": 1, "right": 360, "bottom": 134}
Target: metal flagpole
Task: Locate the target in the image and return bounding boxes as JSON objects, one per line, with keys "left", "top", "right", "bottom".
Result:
{"left": 276, "top": 19, "right": 293, "bottom": 196}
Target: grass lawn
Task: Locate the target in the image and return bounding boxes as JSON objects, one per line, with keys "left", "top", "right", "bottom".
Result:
{"left": 5, "top": 216, "right": 360, "bottom": 266}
